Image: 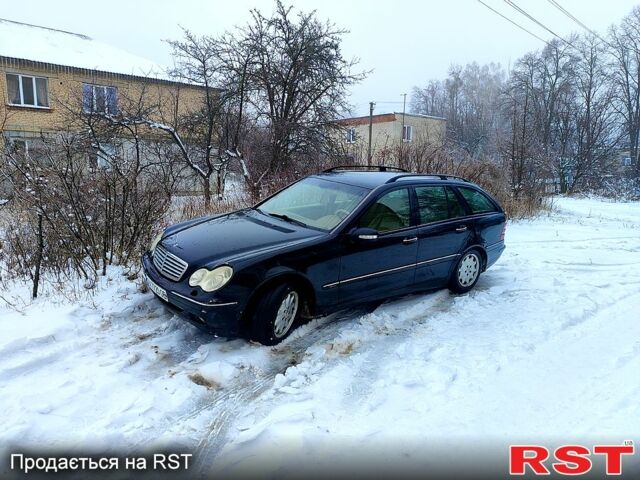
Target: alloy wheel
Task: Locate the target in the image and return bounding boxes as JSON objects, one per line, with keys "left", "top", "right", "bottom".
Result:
{"left": 273, "top": 291, "right": 299, "bottom": 338}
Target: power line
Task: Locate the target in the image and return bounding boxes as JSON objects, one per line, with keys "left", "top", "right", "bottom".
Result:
{"left": 504, "top": 0, "right": 576, "bottom": 48}
{"left": 476, "top": 0, "right": 550, "bottom": 46}
{"left": 547, "top": 0, "right": 592, "bottom": 35}
{"left": 546, "top": 0, "right": 611, "bottom": 47}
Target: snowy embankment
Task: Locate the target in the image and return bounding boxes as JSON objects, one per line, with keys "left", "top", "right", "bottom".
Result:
{"left": 0, "top": 196, "right": 639, "bottom": 475}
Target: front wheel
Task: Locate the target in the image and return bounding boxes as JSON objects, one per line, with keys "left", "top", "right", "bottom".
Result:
{"left": 249, "top": 283, "right": 301, "bottom": 345}
{"left": 449, "top": 250, "right": 482, "bottom": 294}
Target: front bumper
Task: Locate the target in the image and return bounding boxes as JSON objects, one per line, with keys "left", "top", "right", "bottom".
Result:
{"left": 142, "top": 253, "right": 242, "bottom": 336}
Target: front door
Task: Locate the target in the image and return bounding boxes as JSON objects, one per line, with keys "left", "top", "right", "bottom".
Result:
{"left": 414, "top": 186, "right": 471, "bottom": 288}
{"left": 335, "top": 187, "right": 418, "bottom": 304}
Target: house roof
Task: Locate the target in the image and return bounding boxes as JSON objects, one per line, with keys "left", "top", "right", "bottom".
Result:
{"left": 336, "top": 111, "right": 446, "bottom": 126}
{"left": 0, "top": 18, "right": 171, "bottom": 81}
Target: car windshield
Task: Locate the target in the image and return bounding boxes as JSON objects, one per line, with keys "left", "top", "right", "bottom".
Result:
{"left": 257, "top": 177, "right": 369, "bottom": 231}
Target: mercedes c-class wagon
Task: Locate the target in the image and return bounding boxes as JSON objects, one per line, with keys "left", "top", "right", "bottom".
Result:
{"left": 142, "top": 167, "right": 506, "bottom": 345}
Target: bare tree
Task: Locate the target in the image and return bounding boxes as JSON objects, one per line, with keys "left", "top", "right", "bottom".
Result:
{"left": 569, "top": 35, "right": 620, "bottom": 191}
{"left": 239, "top": 1, "right": 366, "bottom": 176}
{"left": 502, "top": 54, "right": 547, "bottom": 200}
{"left": 411, "top": 63, "right": 506, "bottom": 158}
{"left": 610, "top": 6, "right": 640, "bottom": 177}
{"left": 153, "top": 31, "right": 244, "bottom": 206}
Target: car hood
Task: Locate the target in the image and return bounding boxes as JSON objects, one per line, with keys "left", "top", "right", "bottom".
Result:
{"left": 159, "top": 209, "right": 324, "bottom": 267}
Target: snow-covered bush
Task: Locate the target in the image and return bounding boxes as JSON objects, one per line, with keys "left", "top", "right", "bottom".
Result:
{"left": 588, "top": 175, "right": 640, "bottom": 201}
{"left": 1, "top": 134, "right": 170, "bottom": 297}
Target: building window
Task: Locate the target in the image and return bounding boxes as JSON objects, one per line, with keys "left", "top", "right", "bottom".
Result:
{"left": 345, "top": 128, "right": 356, "bottom": 144}
{"left": 9, "top": 138, "right": 29, "bottom": 156}
{"left": 402, "top": 125, "right": 413, "bottom": 143}
{"left": 90, "top": 144, "right": 116, "bottom": 170}
{"left": 623, "top": 156, "right": 632, "bottom": 166}
{"left": 6, "top": 74, "right": 49, "bottom": 108}
{"left": 83, "top": 84, "right": 118, "bottom": 114}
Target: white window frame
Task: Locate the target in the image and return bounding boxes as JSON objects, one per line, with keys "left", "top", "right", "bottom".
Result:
{"left": 623, "top": 156, "right": 632, "bottom": 166}
{"left": 345, "top": 128, "right": 356, "bottom": 144}
{"left": 6, "top": 73, "right": 50, "bottom": 109}
{"left": 402, "top": 125, "right": 413, "bottom": 143}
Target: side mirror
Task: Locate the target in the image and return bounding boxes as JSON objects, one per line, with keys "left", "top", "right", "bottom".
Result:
{"left": 350, "top": 227, "right": 379, "bottom": 241}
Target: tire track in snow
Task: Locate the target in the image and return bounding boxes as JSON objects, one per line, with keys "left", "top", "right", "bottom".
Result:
{"left": 191, "top": 292, "right": 457, "bottom": 472}
{"left": 189, "top": 306, "right": 375, "bottom": 470}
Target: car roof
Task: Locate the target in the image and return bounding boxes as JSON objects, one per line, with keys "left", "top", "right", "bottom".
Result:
{"left": 312, "top": 171, "right": 473, "bottom": 190}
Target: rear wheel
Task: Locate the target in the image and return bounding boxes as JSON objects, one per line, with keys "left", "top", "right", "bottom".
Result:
{"left": 449, "top": 249, "right": 482, "bottom": 294}
{"left": 249, "top": 283, "right": 301, "bottom": 345}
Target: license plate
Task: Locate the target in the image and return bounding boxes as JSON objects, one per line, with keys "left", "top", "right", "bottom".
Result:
{"left": 144, "top": 274, "right": 168, "bottom": 302}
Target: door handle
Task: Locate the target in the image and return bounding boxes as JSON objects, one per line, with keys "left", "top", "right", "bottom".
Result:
{"left": 402, "top": 236, "right": 418, "bottom": 244}
{"left": 455, "top": 225, "right": 468, "bottom": 232}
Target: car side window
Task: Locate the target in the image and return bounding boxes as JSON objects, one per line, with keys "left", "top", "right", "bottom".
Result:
{"left": 446, "top": 187, "right": 466, "bottom": 218}
{"left": 358, "top": 188, "right": 411, "bottom": 233}
{"left": 457, "top": 187, "right": 497, "bottom": 214}
{"left": 415, "top": 186, "right": 449, "bottom": 223}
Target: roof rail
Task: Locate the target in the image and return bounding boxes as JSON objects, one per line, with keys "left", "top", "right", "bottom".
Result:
{"left": 322, "top": 165, "right": 408, "bottom": 173}
{"left": 385, "top": 173, "right": 470, "bottom": 184}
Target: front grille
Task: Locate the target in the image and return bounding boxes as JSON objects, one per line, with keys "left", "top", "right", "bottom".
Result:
{"left": 153, "top": 245, "right": 189, "bottom": 281}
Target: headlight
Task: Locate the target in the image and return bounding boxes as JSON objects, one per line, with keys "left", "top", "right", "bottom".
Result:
{"left": 149, "top": 232, "right": 163, "bottom": 253}
{"left": 189, "top": 266, "right": 234, "bottom": 292}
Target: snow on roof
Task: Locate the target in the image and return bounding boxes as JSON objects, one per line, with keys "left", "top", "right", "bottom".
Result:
{"left": 0, "top": 18, "right": 170, "bottom": 80}
{"left": 337, "top": 111, "right": 446, "bottom": 125}
{"left": 393, "top": 112, "right": 447, "bottom": 121}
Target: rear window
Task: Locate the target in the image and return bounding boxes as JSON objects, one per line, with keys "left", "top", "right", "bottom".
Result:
{"left": 457, "top": 187, "right": 497, "bottom": 214}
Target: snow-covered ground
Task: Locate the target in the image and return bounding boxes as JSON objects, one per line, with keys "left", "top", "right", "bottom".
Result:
{"left": 0, "top": 196, "right": 639, "bottom": 476}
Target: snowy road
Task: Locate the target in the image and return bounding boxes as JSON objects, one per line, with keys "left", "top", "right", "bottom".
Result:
{"left": 1, "top": 196, "right": 639, "bottom": 476}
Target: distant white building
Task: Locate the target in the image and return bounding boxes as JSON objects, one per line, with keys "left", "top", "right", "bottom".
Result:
{"left": 337, "top": 112, "right": 446, "bottom": 163}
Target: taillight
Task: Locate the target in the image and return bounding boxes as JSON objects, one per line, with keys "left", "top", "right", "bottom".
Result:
{"left": 500, "top": 223, "right": 506, "bottom": 241}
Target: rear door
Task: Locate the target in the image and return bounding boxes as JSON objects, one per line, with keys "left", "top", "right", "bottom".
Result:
{"left": 336, "top": 187, "right": 419, "bottom": 304}
{"left": 455, "top": 186, "right": 506, "bottom": 268}
{"left": 414, "top": 185, "right": 471, "bottom": 288}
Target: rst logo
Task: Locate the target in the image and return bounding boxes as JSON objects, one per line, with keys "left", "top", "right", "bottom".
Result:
{"left": 509, "top": 441, "right": 635, "bottom": 476}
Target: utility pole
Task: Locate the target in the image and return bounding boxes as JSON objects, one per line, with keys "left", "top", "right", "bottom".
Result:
{"left": 400, "top": 93, "right": 407, "bottom": 168}
{"left": 401, "top": 93, "right": 407, "bottom": 142}
{"left": 367, "top": 101, "right": 375, "bottom": 166}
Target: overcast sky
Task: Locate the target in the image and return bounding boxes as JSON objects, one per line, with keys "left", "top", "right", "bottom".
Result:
{"left": 4, "top": 0, "right": 639, "bottom": 115}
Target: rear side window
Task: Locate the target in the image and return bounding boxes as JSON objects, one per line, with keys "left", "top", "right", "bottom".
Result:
{"left": 457, "top": 187, "right": 497, "bottom": 214}
{"left": 416, "top": 186, "right": 469, "bottom": 223}
{"left": 415, "top": 186, "right": 449, "bottom": 223}
{"left": 446, "top": 187, "right": 466, "bottom": 218}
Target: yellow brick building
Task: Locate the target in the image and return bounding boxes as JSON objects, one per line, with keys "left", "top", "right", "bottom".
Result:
{"left": 0, "top": 18, "right": 204, "bottom": 135}
{"left": 0, "top": 18, "right": 207, "bottom": 194}
{"left": 0, "top": 59, "right": 203, "bottom": 138}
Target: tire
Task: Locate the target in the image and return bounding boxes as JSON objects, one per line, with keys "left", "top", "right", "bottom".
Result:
{"left": 249, "top": 282, "right": 301, "bottom": 345}
{"left": 449, "top": 249, "right": 482, "bottom": 294}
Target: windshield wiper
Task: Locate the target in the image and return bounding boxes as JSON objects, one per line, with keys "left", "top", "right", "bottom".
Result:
{"left": 265, "top": 212, "right": 309, "bottom": 228}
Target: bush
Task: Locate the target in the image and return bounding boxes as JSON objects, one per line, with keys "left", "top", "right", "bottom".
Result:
{"left": 1, "top": 135, "right": 171, "bottom": 297}
{"left": 377, "top": 142, "right": 549, "bottom": 219}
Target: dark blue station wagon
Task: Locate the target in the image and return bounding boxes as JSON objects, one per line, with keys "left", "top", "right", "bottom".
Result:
{"left": 142, "top": 167, "right": 506, "bottom": 345}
